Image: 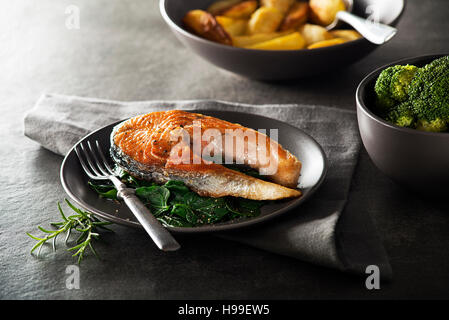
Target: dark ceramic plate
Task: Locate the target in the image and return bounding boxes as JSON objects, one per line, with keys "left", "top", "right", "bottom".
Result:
{"left": 60, "top": 110, "right": 327, "bottom": 233}
{"left": 160, "top": 0, "right": 405, "bottom": 80}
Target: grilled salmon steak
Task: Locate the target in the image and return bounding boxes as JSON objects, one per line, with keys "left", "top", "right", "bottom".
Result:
{"left": 111, "top": 110, "right": 301, "bottom": 200}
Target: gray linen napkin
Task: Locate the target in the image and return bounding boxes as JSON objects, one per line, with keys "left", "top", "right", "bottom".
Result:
{"left": 24, "top": 93, "right": 392, "bottom": 279}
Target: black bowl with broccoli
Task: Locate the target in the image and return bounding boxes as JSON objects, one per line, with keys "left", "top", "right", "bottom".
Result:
{"left": 356, "top": 54, "right": 449, "bottom": 196}
{"left": 374, "top": 55, "right": 449, "bottom": 132}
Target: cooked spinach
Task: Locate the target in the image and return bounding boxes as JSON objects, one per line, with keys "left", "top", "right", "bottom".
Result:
{"left": 87, "top": 182, "right": 118, "bottom": 200}
{"left": 88, "top": 169, "right": 265, "bottom": 227}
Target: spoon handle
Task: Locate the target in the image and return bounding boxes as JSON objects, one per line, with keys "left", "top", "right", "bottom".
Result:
{"left": 335, "top": 11, "right": 397, "bottom": 45}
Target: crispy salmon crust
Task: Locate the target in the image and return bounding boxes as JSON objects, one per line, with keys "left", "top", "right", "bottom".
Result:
{"left": 111, "top": 110, "right": 301, "bottom": 200}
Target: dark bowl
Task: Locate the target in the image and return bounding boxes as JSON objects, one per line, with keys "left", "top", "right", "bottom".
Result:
{"left": 160, "top": 0, "right": 405, "bottom": 80}
{"left": 356, "top": 54, "right": 449, "bottom": 196}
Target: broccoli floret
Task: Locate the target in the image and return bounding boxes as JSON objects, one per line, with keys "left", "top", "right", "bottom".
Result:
{"left": 374, "top": 64, "right": 418, "bottom": 112}
{"left": 374, "top": 65, "right": 402, "bottom": 111}
{"left": 409, "top": 56, "right": 449, "bottom": 122}
{"left": 385, "top": 102, "right": 416, "bottom": 128}
{"left": 416, "top": 118, "right": 448, "bottom": 132}
{"left": 390, "top": 65, "right": 419, "bottom": 102}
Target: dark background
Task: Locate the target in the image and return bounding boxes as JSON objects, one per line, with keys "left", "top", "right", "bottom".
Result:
{"left": 1, "top": 0, "right": 449, "bottom": 299}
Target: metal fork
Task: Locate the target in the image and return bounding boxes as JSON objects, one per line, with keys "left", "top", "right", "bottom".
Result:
{"left": 75, "top": 140, "right": 180, "bottom": 252}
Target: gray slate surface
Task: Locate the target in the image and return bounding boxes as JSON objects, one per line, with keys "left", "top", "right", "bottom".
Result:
{"left": 1, "top": 0, "right": 449, "bottom": 299}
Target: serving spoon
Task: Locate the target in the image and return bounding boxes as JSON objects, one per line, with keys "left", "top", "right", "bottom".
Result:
{"left": 326, "top": 0, "right": 398, "bottom": 45}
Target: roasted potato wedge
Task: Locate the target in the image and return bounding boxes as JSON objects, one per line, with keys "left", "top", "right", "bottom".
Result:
{"left": 246, "top": 32, "right": 306, "bottom": 50}
{"left": 183, "top": 10, "right": 232, "bottom": 45}
{"left": 232, "top": 31, "right": 294, "bottom": 47}
{"left": 222, "top": 0, "right": 258, "bottom": 19}
{"left": 187, "top": 1, "right": 360, "bottom": 50}
{"left": 280, "top": 1, "right": 309, "bottom": 31}
{"left": 330, "top": 29, "right": 362, "bottom": 41}
{"left": 207, "top": 0, "right": 243, "bottom": 16}
{"left": 260, "top": 0, "right": 295, "bottom": 14}
{"left": 248, "top": 7, "right": 284, "bottom": 34}
{"left": 307, "top": 37, "right": 346, "bottom": 49}
{"left": 216, "top": 16, "right": 248, "bottom": 36}
{"left": 298, "top": 23, "right": 334, "bottom": 45}
{"left": 309, "top": 0, "right": 346, "bottom": 26}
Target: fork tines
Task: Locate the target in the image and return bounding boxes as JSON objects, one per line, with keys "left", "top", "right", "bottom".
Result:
{"left": 75, "top": 141, "right": 114, "bottom": 180}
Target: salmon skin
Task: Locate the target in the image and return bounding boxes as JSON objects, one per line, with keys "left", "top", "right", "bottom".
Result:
{"left": 110, "top": 110, "right": 301, "bottom": 200}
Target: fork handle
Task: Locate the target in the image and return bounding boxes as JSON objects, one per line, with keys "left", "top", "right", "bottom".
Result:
{"left": 118, "top": 188, "right": 181, "bottom": 251}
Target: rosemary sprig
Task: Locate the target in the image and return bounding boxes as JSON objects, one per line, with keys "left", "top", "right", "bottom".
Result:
{"left": 26, "top": 199, "right": 113, "bottom": 264}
